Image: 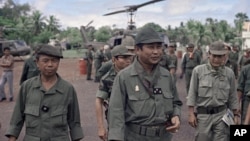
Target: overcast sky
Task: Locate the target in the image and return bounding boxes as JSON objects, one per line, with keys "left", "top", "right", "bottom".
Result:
{"left": 18, "top": 0, "right": 250, "bottom": 29}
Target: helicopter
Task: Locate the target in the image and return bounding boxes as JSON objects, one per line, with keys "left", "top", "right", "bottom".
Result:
{"left": 0, "top": 27, "right": 31, "bottom": 58}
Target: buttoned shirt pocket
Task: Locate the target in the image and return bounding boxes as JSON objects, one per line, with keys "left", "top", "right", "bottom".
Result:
{"left": 198, "top": 79, "right": 212, "bottom": 98}
{"left": 50, "top": 106, "right": 67, "bottom": 129}
{"left": 127, "top": 86, "right": 151, "bottom": 117}
{"left": 24, "top": 105, "right": 40, "bottom": 128}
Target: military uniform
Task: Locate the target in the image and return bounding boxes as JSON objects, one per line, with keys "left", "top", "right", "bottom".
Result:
{"left": 159, "top": 52, "right": 171, "bottom": 70}
{"left": 229, "top": 51, "right": 239, "bottom": 63}
{"left": 96, "top": 60, "right": 113, "bottom": 80}
{"left": 108, "top": 27, "right": 182, "bottom": 141}
{"left": 86, "top": 48, "right": 94, "bottom": 80}
{"left": 19, "top": 55, "right": 40, "bottom": 85}
{"left": 187, "top": 41, "right": 238, "bottom": 141}
{"left": 5, "top": 45, "right": 84, "bottom": 141}
{"left": 94, "top": 49, "right": 105, "bottom": 82}
{"left": 224, "top": 59, "right": 238, "bottom": 79}
{"left": 181, "top": 46, "right": 201, "bottom": 93}
{"left": 237, "top": 64, "right": 250, "bottom": 122}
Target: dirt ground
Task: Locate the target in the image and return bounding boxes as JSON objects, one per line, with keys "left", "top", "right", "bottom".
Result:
{"left": 0, "top": 57, "right": 195, "bottom": 141}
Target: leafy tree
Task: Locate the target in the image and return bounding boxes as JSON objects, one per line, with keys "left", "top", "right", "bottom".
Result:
{"left": 31, "top": 10, "right": 46, "bottom": 35}
{"left": 94, "top": 26, "right": 112, "bottom": 42}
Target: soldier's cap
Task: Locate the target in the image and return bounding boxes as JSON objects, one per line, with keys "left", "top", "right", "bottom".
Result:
{"left": 135, "top": 26, "right": 163, "bottom": 45}
{"left": 111, "top": 45, "right": 134, "bottom": 57}
{"left": 37, "top": 44, "right": 63, "bottom": 58}
{"left": 168, "top": 42, "right": 176, "bottom": 47}
{"left": 186, "top": 43, "right": 194, "bottom": 48}
{"left": 209, "top": 41, "right": 227, "bottom": 55}
{"left": 121, "top": 36, "right": 135, "bottom": 50}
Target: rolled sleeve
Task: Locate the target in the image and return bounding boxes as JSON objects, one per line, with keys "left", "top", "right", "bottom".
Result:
{"left": 96, "top": 90, "right": 109, "bottom": 100}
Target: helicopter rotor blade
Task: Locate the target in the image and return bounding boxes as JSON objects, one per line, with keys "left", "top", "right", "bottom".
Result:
{"left": 103, "top": 9, "right": 128, "bottom": 16}
{"left": 134, "top": 0, "right": 165, "bottom": 10}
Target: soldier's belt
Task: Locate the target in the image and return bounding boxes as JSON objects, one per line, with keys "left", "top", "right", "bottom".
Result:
{"left": 197, "top": 105, "right": 226, "bottom": 114}
{"left": 126, "top": 123, "right": 166, "bottom": 137}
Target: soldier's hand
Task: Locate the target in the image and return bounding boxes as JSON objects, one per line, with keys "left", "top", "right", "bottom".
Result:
{"left": 166, "top": 116, "right": 180, "bottom": 133}
{"left": 188, "top": 113, "right": 197, "bottom": 128}
{"left": 98, "top": 127, "right": 107, "bottom": 141}
{"left": 8, "top": 136, "right": 17, "bottom": 141}
{"left": 234, "top": 114, "right": 241, "bottom": 125}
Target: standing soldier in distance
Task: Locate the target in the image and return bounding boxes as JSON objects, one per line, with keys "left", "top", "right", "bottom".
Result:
{"left": 229, "top": 44, "right": 240, "bottom": 63}
{"left": 224, "top": 44, "right": 238, "bottom": 79}
{"left": 95, "top": 45, "right": 134, "bottom": 141}
{"left": 167, "top": 42, "right": 178, "bottom": 83}
{"left": 180, "top": 43, "right": 201, "bottom": 94}
{"left": 187, "top": 41, "right": 239, "bottom": 141}
{"left": 0, "top": 47, "right": 14, "bottom": 102}
{"left": 94, "top": 46, "right": 105, "bottom": 82}
{"left": 5, "top": 45, "right": 84, "bottom": 141}
{"left": 86, "top": 44, "right": 94, "bottom": 80}
{"left": 108, "top": 26, "right": 182, "bottom": 141}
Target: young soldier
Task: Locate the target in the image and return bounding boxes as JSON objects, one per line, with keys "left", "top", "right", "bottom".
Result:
{"left": 0, "top": 47, "right": 14, "bottom": 102}
{"left": 108, "top": 26, "right": 182, "bottom": 141}
{"left": 187, "top": 41, "right": 239, "bottom": 141}
{"left": 5, "top": 45, "right": 84, "bottom": 141}
{"left": 95, "top": 45, "right": 134, "bottom": 141}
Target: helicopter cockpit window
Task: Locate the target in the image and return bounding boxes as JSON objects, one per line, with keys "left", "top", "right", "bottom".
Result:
{"left": 114, "top": 38, "right": 122, "bottom": 47}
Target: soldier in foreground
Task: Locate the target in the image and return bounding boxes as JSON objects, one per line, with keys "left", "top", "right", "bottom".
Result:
{"left": 5, "top": 45, "right": 84, "bottom": 141}
{"left": 187, "top": 41, "right": 239, "bottom": 141}
{"left": 95, "top": 45, "right": 134, "bottom": 141}
{"left": 108, "top": 26, "right": 182, "bottom": 141}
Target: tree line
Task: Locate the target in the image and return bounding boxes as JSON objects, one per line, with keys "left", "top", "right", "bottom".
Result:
{"left": 0, "top": 0, "right": 249, "bottom": 50}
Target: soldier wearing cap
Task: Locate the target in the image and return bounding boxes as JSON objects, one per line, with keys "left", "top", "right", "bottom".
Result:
{"left": 181, "top": 43, "right": 201, "bottom": 94}
{"left": 86, "top": 44, "right": 94, "bottom": 80}
{"left": 229, "top": 44, "right": 239, "bottom": 63}
{"left": 6, "top": 44, "right": 84, "bottom": 141}
{"left": 187, "top": 41, "right": 239, "bottom": 141}
{"left": 95, "top": 45, "right": 134, "bottom": 141}
{"left": 96, "top": 36, "right": 136, "bottom": 81}
{"left": 108, "top": 26, "right": 182, "bottom": 141}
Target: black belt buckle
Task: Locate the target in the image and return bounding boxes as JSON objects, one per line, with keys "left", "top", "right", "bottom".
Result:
{"left": 209, "top": 108, "right": 215, "bottom": 114}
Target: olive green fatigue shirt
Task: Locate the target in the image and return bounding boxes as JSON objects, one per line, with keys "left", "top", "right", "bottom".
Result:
{"left": 108, "top": 58, "right": 182, "bottom": 140}
{"left": 20, "top": 56, "right": 40, "bottom": 85}
{"left": 6, "top": 74, "right": 84, "bottom": 141}
{"left": 181, "top": 52, "right": 201, "bottom": 71}
{"left": 94, "top": 50, "right": 104, "bottom": 69}
{"left": 237, "top": 64, "right": 250, "bottom": 121}
{"left": 96, "top": 60, "right": 113, "bottom": 80}
{"left": 239, "top": 55, "right": 250, "bottom": 70}
{"left": 187, "top": 63, "right": 238, "bottom": 109}
{"left": 159, "top": 53, "right": 171, "bottom": 70}
{"left": 96, "top": 65, "right": 117, "bottom": 100}
{"left": 86, "top": 50, "right": 94, "bottom": 79}
{"left": 224, "top": 59, "right": 238, "bottom": 79}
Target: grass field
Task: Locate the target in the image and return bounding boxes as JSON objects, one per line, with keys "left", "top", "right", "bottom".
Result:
{"left": 62, "top": 49, "right": 87, "bottom": 58}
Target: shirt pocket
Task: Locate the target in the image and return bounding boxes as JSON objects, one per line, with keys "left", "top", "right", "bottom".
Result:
{"left": 162, "top": 90, "right": 174, "bottom": 114}
{"left": 127, "top": 86, "right": 151, "bottom": 117}
{"left": 50, "top": 106, "right": 67, "bottom": 129}
{"left": 217, "top": 80, "right": 230, "bottom": 101}
{"left": 24, "top": 105, "right": 40, "bottom": 128}
{"left": 198, "top": 79, "right": 212, "bottom": 98}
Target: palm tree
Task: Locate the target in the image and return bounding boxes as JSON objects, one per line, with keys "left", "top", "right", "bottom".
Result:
{"left": 234, "top": 12, "right": 249, "bottom": 36}
{"left": 46, "top": 15, "right": 61, "bottom": 33}
{"left": 31, "top": 10, "right": 46, "bottom": 35}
